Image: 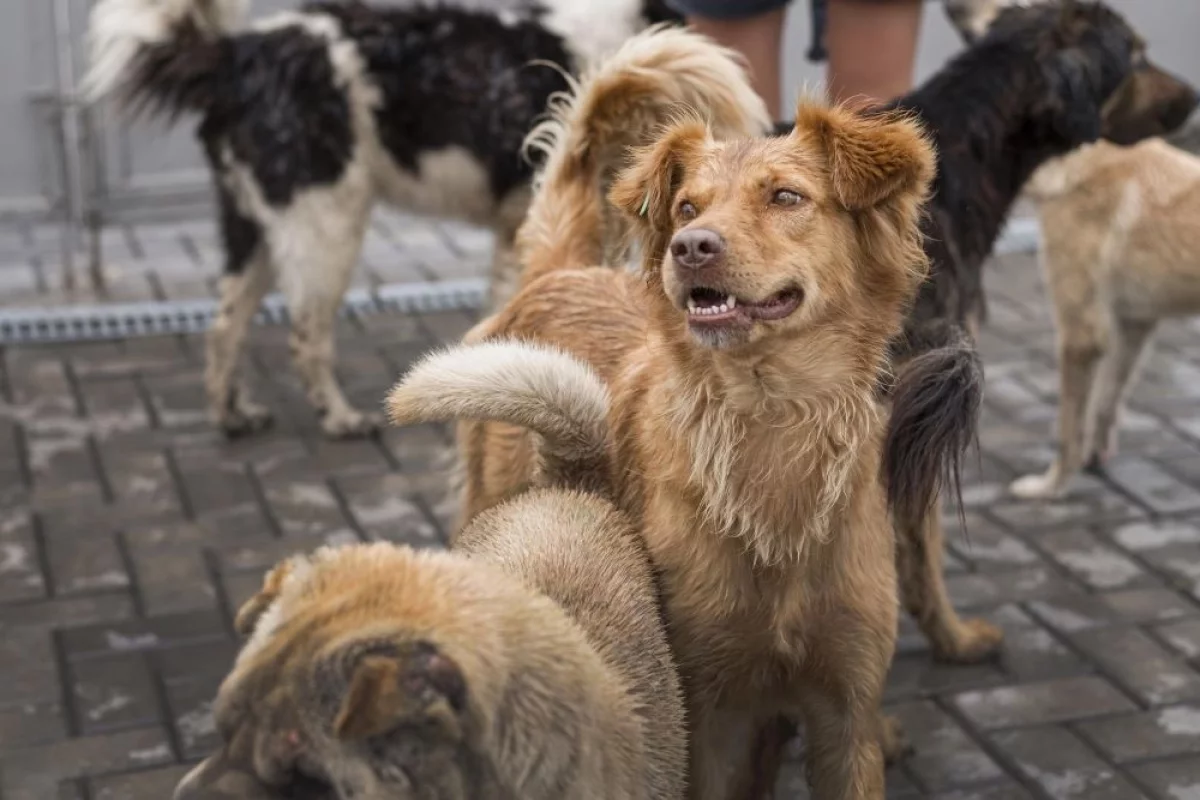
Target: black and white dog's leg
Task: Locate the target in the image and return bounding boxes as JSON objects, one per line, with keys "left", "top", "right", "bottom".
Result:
{"left": 207, "top": 191, "right": 276, "bottom": 437}
{"left": 271, "top": 190, "right": 378, "bottom": 439}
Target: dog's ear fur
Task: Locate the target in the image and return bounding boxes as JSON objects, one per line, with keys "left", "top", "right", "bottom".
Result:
{"left": 791, "top": 101, "right": 936, "bottom": 211}
{"left": 609, "top": 120, "right": 708, "bottom": 268}
{"left": 233, "top": 560, "right": 295, "bottom": 637}
{"left": 333, "top": 644, "right": 467, "bottom": 742}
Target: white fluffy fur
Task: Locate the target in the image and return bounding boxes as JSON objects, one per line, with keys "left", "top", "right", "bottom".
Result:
{"left": 387, "top": 340, "right": 610, "bottom": 466}
{"left": 943, "top": 0, "right": 1042, "bottom": 39}
{"left": 538, "top": 0, "right": 648, "bottom": 69}
{"left": 84, "top": 0, "right": 246, "bottom": 101}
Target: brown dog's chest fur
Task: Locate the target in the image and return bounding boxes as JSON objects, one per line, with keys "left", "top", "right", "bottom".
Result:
{"left": 475, "top": 270, "right": 899, "bottom": 715}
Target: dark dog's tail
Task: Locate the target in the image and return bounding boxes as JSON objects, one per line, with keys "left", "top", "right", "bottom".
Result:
{"left": 83, "top": 0, "right": 244, "bottom": 116}
{"left": 386, "top": 340, "right": 612, "bottom": 496}
{"left": 883, "top": 322, "right": 983, "bottom": 532}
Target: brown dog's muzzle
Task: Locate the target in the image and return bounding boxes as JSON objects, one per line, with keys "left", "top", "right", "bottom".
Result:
{"left": 1102, "top": 59, "right": 1199, "bottom": 145}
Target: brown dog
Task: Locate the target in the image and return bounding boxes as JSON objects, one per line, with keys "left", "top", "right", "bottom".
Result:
{"left": 173, "top": 354, "right": 686, "bottom": 799}
{"left": 1011, "top": 137, "right": 1200, "bottom": 499}
{"left": 423, "top": 89, "right": 1012, "bottom": 796}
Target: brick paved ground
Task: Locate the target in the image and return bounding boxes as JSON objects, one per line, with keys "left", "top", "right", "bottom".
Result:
{"left": 0, "top": 209, "right": 494, "bottom": 310}
{"left": 4, "top": 239, "right": 1200, "bottom": 799}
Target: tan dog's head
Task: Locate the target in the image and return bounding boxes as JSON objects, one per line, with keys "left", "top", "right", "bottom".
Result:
{"left": 610, "top": 100, "right": 934, "bottom": 372}
{"left": 174, "top": 545, "right": 502, "bottom": 800}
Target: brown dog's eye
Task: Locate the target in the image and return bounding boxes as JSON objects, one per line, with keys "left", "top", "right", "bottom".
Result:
{"left": 772, "top": 189, "right": 804, "bottom": 207}
{"left": 678, "top": 200, "right": 698, "bottom": 220}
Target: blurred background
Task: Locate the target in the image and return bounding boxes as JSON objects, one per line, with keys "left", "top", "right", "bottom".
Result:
{"left": 3, "top": 0, "right": 1198, "bottom": 232}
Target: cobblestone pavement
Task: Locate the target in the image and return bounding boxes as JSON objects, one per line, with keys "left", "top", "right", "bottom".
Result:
{"left": 4, "top": 243, "right": 1200, "bottom": 799}
{"left": 0, "top": 209, "right": 494, "bottom": 309}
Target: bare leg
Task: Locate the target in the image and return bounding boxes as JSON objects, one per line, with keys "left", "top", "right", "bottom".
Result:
{"left": 1010, "top": 329, "right": 1107, "bottom": 499}
{"left": 1085, "top": 319, "right": 1156, "bottom": 469}
{"left": 206, "top": 252, "right": 275, "bottom": 437}
{"left": 897, "top": 511, "right": 1004, "bottom": 662}
{"left": 825, "top": 0, "right": 924, "bottom": 105}
{"left": 686, "top": 8, "right": 786, "bottom": 119}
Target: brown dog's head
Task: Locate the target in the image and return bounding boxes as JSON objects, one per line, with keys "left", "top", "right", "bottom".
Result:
{"left": 610, "top": 100, "right": 934, "bottom": 372}
{"left": 963, "top": 1, "right": 1196, "bottom": 145}
{"left": 174, "top": 545, "right": 500, "bottom": 800}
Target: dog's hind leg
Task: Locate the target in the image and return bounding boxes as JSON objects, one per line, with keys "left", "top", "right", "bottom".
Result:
{"left": 898, "top": 512, "right": 1003, "bottom": 663}
{"left": 270, "top": 190, "right": 378, "bottom": 439}
{"left": 1085, "top": 318, "right": 1156, "bottom": 471}
{"left": 206, "top": 188, "right": 275, "bottom": 437}
{"left": 1010, "top": 322, "right": 1108, "bottom": 499}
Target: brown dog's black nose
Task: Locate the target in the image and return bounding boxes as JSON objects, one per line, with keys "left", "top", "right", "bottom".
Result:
{"left": 670, "top": 229, "right": 726, "bottom": 270}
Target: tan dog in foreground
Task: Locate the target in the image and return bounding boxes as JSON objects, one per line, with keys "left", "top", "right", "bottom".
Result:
{"left": 398, "top": 58, "right": 1002, "bottom": 795}
{"left": 174, "top": 359, "right": 685, "bottom": 799}
{"left": 1011, "top": 137, "right": 1200, "bottom": 499}
{"left": 174, "top": 27, "right": 769, "bottom": 800}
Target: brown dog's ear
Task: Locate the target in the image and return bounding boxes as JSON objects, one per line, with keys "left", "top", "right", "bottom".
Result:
{"left": 233, "top": 560, "right": 296, "bottom": 637}
{"left": 333, "top": 642, "right": 467, "bottom": 742}
{"left": 792, "top": 101, "right": 935, "bottom": 211}
{"left": 609, "top": 120, "right": 708, "bottom": 266}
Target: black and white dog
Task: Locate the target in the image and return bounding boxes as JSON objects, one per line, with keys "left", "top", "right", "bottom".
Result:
{"left": 85, "top": 0, "right": 680, "bottom": 438}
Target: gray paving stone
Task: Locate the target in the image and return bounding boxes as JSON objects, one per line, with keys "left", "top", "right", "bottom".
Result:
{"left": 3, "top": 239, "right": 1200, "bottom": 797}
{"left": 1128, "top": 755, "right": 1200, "bottom": 800}
{"left": 954, "top": 676, "right": 1137, "bottom": 730}
{"left": 890, "top": 701, "right": 1005, "bottom": 791}
{"left": 1072, "top": 626, "right": 1200, "bottom": 706}
{"left": 991, "top": 726, "right": 1149, "bottom": 800}
{"left": 1078, "top": 705, "right": 1200, "bottom": 764}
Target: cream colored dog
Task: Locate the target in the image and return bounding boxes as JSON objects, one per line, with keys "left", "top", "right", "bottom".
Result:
{"left": 1012, "top": 137, "right": 1200, "bottom": 499}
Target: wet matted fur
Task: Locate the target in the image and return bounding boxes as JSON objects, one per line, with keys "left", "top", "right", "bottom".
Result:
{"left": 83, "top": 0, "right": 680, "bottom": 440}
{"left": 444, "top": 58, "right": 987, "bottom": 794}
{"left": 174, "top": 367, "right": 686, "bottom": 799}
{"left": 1010, "top": 138, "right": 1200, "bottom": 499}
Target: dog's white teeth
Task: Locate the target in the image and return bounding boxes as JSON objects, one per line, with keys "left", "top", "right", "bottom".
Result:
{"left": 717, "top": 304, "right": 728, "bottom": 313}
{"left": 687, "top": 297, "right": 698, "bottom": 312}
{"left": 725, "top": 295, "right": 737, "bottom": 309}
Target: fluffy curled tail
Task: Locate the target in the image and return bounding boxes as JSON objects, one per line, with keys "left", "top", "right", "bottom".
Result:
{"left": 517, "top": 24, "right": 770, "bottom": 285}
{"left": 386, "top": 341, "right": 611, "bottom": 495}
{"left": 83, "top": 0, "right": 245, "bottom": 114}
{"left": 883, "top": 323, "right": 983, "bottom": 532}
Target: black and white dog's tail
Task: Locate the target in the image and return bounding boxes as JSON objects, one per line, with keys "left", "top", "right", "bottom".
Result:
{"left": 83, "top": 0, "right": 245, "bottom": 115}
{"left": 386, "top": 340, "right": 612, "bottom": 496}
{"left": 883, "top": 321, "right": 983, "bottom": 534}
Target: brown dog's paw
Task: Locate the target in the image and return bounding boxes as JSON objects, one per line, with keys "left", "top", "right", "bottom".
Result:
{"left": 880, "top": 715, "right": 913, "bottom": 765}
{"left": 936, "top": 617, "right": 1004, "bottom": 664}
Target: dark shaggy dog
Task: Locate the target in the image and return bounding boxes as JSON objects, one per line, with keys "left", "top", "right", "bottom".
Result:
{"left": 888, "top": 0, "right": 1194, "bottom": 664}
{"left": 85, "top": 0, "right": 679, "bottom": 439}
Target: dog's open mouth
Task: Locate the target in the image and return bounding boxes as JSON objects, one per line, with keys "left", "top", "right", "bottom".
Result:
{"left": 685, "top": 286, "right": 803, "bottom": 325}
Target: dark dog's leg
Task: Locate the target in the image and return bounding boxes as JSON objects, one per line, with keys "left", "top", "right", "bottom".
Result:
{"left": 898, "top": 511, "right": 1003, "bottom": 663}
